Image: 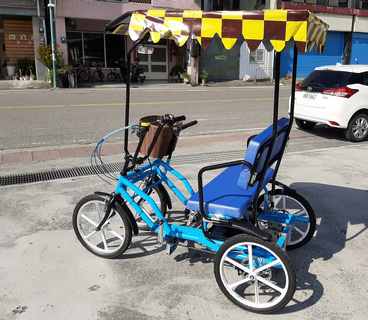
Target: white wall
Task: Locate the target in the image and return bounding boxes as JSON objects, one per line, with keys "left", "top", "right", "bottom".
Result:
{"left": 239, "top": 42, "right": 274, "bottom": 80}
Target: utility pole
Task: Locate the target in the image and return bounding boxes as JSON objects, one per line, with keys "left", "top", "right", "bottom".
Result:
{"left": 48, "top": 0, "right": 57, "bottom": 88}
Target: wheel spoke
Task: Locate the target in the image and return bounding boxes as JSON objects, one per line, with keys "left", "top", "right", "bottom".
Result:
{"left": 83, "top": 229, "right": 97, "bottom": 240}
{"left": 254, "top": 277, "right": 260, "bottom": 305}
{"left": 256, "top": 276, "right": 286, "bottom": 294}
{"left": 293, "top": 225, "right": 307, "bottom": 238}
{"left": 255, "top": 259, "right": 280, "bottom": 274}
{"left": 101, "top": 229, "right": 108, "bottom": 251}
{"left": 228, "top": 276, "right": 252, "bottom": 290}
{"left": 224, "top": 256, "right": 251, "bottom": 274}
{"left": 105, "top": 228, "right": 125, "bottom": 241}
{"left": 81, "top": 213, "right": 98, "bottom": 227}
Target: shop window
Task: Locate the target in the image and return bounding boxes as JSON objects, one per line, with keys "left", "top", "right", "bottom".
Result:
{"left": 105, "top": 34, "right": 125, "bottom": 67}
{"left": 67, "top": 32, "right": 125, "bottom": 68}
{"left": 83, "top": 33, "right": 104, "bottom": 66}
{"left": 250, "top": 49, "right": 264, "bottom": 64}
{"left": 66, "top": 32, "right": 83, "bottom": 66}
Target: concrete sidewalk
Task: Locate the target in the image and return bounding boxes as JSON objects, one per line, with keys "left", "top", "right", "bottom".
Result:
{"left": 0, "top": 77, "right": 283, "bottom": 91}
{"left": 0, "top": 131, "right": 368, "bottom": 319}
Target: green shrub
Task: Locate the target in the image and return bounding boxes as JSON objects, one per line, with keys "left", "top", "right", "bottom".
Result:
{"left": 15, "top": 58, "right": 35, "bottom": 76}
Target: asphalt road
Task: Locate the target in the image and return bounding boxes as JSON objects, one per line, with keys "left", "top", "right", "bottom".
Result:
{"left": 0, "top": 84, "right": 291, "bottom": 150}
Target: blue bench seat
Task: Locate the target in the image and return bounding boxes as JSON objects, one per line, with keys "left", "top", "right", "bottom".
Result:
{"left": 186, "top": 117, "right": 290, "bottom": 220}
{"left": 186, "top": 165, "right": 274, "bottom": 219}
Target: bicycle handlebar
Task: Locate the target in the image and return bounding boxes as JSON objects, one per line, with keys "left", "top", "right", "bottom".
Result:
{"left": 180, "top": 120, "right": 198, "bottom": 131}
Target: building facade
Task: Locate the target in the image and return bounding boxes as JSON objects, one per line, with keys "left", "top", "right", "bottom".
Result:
{"left": 0, "top": 0, "right": 44, "bottom": 79}
{"left": 1, "top": 0, "right": 367, "bottom": 82}
{"left": 281, "top": 0, "right": 368, "bottom": 78}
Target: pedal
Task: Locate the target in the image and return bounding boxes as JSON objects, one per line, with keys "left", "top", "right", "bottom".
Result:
{"left": 166, "top": 239, "right": 179, "bottom": 256}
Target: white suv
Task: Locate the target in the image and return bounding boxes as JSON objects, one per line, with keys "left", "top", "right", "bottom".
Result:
{"left": 292, "top": 64, "right": 368, "bottom": 142}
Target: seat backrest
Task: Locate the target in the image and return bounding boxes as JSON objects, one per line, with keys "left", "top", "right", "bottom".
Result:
{"left": 237, "top": 117, "right": 290, "bottom": 190}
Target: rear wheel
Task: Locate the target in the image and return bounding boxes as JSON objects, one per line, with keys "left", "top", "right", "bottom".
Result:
{"left": 343, "top": 114, "right": 368, "bottom": 142}
{"left": 107, "top": 72, "right": 116, "bottom": 82}
{"left": 295, "top": 118, "right": 316, "bottom": 130}
{"left": 73, "top": 194, "right": 132, "bottom": 259}
{"left": 257, "top": 189, "right": 316, "bottom": 250}
{"left": 214, "top": 234, "right": 296, "bottom": 314}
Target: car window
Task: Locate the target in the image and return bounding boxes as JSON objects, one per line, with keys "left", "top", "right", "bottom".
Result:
{"left": 299, "top": 70, "right": 352, "bottom": 92}
{"left": 348, "top": 73, "right": 364, "bottom": 85}
{"left": 363, "top": 72, "right": 368, "bottom": 86}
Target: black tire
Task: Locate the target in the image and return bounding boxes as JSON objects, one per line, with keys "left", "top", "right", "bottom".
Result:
{"left": 73, "top": 194, "right": 132, "bottom": 259}
{"left": 134, "top": 183, "right": 168, "bottom": 230}
{"left": 107, "top": 72, "right": 116, "bottom": 82}
{"left": 78, "top": 70, "right": 89, "bottom": 82}
{"left": 343, "top": 113, "right": 368, "bottom": 142}
{"left": 295, "top": 118, "right": 316, "bottom": 130}
{"left": 214, "top": 234, "right": 296, "bottom": 314}
{"left": 93, "top": 70, "right": 105, "bottom": 82}
{"left": 257, "top": 189, "right": 316, "bottom": 250}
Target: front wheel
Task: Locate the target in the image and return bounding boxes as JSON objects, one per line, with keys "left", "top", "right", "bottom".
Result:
{"left": 343, "top": 114, "right": 368, "bottom": 142}
{"left": 107, "top": 72, "right": 116, "bottom": 82}
{"left": 257, "top": 189, "right": 316, "bottom": 250}
{"left": 295, "top": 118, "right": 316, "bottom": 130}
{"left": 214, "top": 234, "right": 296, "bottom": 314}
{"left": 73, "top": 194, "right": 132, "bottom": 259}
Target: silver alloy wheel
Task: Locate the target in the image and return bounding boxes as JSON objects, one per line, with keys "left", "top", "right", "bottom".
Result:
{"left": 352, "top": 116, "right": 368, "bottom": 139}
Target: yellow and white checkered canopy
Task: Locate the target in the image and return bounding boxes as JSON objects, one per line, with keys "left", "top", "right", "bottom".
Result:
{"left": 112, "top": 10, "right": 328, "bottom": 54}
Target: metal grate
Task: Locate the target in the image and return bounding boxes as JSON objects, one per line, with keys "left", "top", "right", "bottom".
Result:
{"left": 0, "top": 150, "right": 245, "bottom": 186}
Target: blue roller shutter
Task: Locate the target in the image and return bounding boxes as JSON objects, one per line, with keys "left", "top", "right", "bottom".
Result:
{"left": 351, "top": 33, "right": 368, "bottom": 65}
{"left": 281, "top": 32, "right": 344, "bottom": 79}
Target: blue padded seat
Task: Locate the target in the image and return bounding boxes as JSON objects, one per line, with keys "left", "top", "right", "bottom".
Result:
{"left": 186, "top": 117, "right": 290, "bottom": 219}
{"left": 186, "top": 165, "right": 274, "bottom": 219}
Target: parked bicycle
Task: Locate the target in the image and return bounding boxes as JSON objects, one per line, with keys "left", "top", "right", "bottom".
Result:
{"left": 107, "top": 67, "right": 123, "bottom": 82}
{"left": 77, "top": 64, "right": 93, "bottom": 83}
{"left": 93, "top": 63, "right": 104, "bottom": 82}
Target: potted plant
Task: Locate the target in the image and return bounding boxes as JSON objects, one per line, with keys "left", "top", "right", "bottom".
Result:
{"left": 182, "top": 71, "right": 190, "bottom": 84}
{"left": 169, "top": 65, "right": 185, "bottom": 82}
{"left": 15, "top": 58, "right": 35, "bottom": 78}
{"left": 201, "top": 68, "right": 209, "bottom": 85}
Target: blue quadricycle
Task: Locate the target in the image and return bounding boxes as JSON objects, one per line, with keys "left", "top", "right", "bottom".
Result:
{"left": 73, "top": 10, "right": 328, "bottom": 313}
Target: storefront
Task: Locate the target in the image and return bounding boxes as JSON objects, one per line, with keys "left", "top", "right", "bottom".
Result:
{"left": 0, "top": 15, "right": 36, "bottom": 78}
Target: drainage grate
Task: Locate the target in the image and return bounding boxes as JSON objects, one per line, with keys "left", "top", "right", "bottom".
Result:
{"left": 0, "top": 150, "right": 245, "bottom": 186}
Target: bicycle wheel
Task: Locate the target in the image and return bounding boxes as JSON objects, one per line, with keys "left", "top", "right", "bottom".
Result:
{"left": 214, "top": 234, "right": 296, "bottom": 314}
{"left": 134, "top": 183, "right": 167, "bottom": 230}
{"left": 73, "top": 194, "right": 132, "bottom": 259}
{"left": 107, "top": 72, "right": 116, "bottom": 82}
{"left": 93, "top": 70, "right": 105, "bottom": 82}
{"left": 78, "top": 70, "right": 89, "bottom": 82}
{"left": 257, "top": 189, "right": 316, "bottom": 250}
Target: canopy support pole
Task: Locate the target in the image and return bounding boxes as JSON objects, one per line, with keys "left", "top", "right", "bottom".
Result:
{"left": 124, "top": 37, "right": 148, "bottom": 155}
{"left": 289, "top": 46, "right": 298, "bottom": 123}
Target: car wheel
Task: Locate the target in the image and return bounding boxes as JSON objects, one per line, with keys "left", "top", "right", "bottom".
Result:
{"left": 295, "top": 119, "right": 316, "bottom": 130}
{"left": 343, "top": 114, "right": 368, "bottom": 142}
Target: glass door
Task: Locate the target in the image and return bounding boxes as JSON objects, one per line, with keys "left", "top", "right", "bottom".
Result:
{"left": 138, "top": 42, "right": 168, "bottom": 80}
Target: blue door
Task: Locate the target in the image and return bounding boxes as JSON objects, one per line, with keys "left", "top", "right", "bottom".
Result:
{"left": 351, "top": 33, "right": 368, "bottom": 65}
{"left": 281, "top": 32, "right": 344, "bottom": 78}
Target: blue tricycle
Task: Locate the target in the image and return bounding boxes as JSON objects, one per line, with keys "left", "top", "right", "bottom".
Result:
{"left": 73, "top": 9, "right": 328, "bottom": 313}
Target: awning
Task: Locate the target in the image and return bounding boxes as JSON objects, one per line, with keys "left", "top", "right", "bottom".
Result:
{"left": 109, "top": 10, "right": 328, "bottom": 54}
